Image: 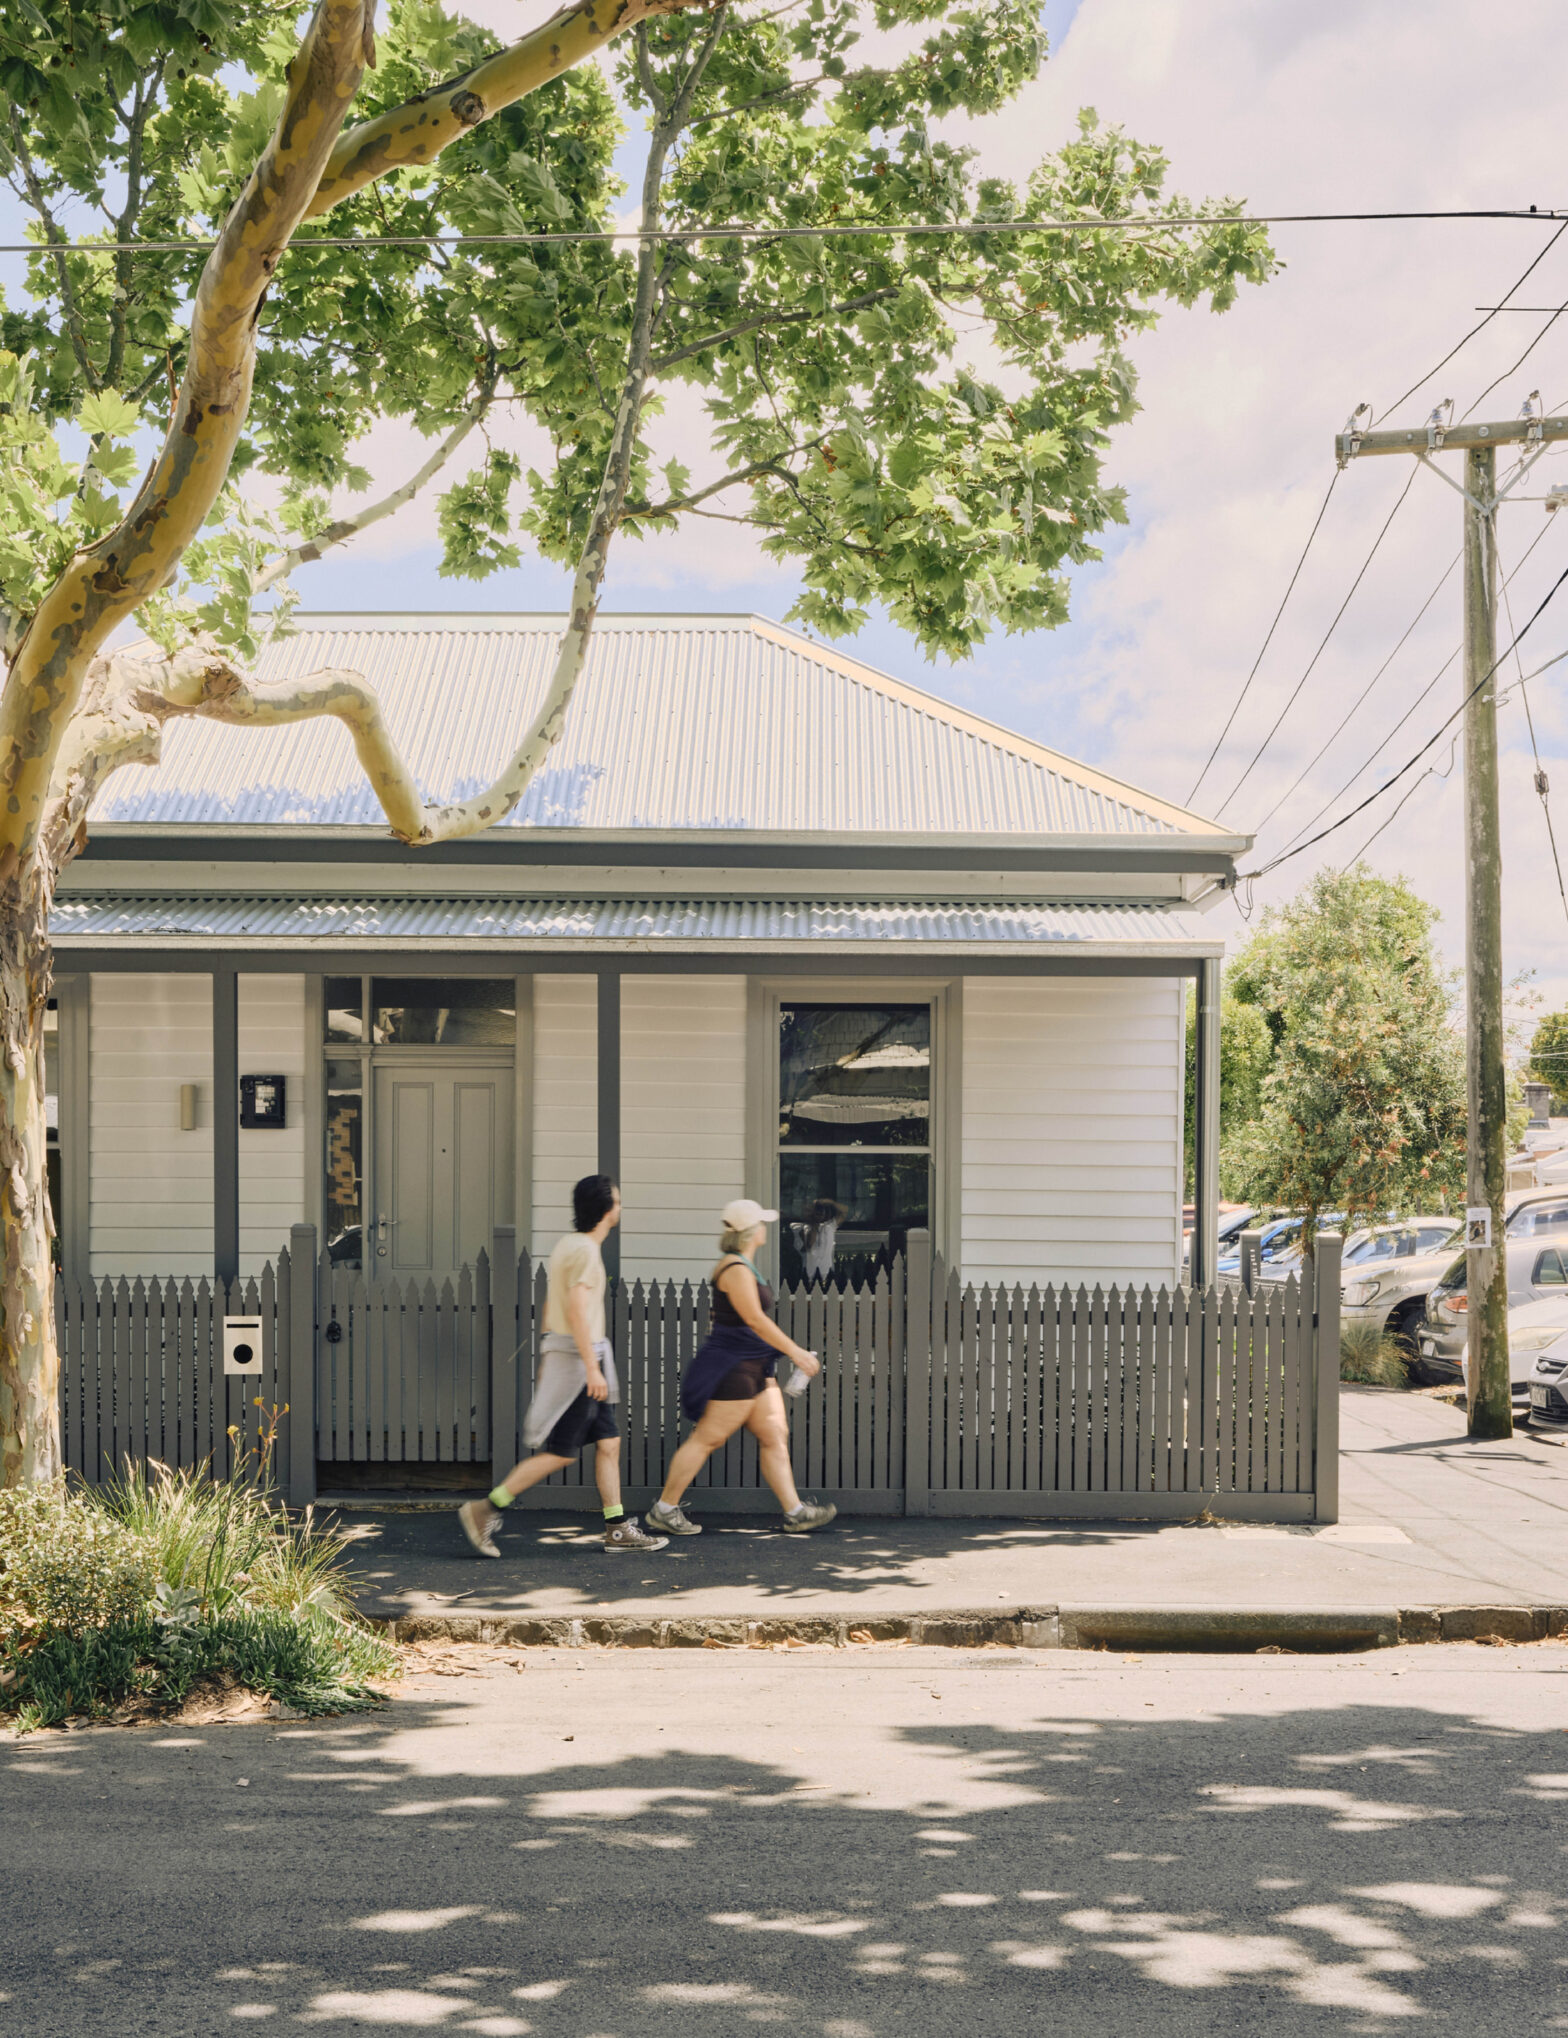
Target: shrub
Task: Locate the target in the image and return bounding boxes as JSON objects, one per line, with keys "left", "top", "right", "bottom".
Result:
{"left": 1341, "top": 1319, "right": 1410, "bottom": 1388}
{"left": 3, "top": 1610, "right": 396, "bottom": 1733}
{"left": 0, "top": 1481, "right": 158, "bottom": 1634}
{"left": 0, "top": 1443, "right": 397, "bottom": 1732}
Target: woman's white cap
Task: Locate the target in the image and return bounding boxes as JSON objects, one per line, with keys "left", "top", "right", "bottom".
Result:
{"left": 722, "top": 1197, "right": 778, "bottom": 1230}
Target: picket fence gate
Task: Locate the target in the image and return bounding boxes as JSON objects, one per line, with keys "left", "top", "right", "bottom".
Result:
{"left": 56, "top": 1227, "right": 1341, "bottom": 1522}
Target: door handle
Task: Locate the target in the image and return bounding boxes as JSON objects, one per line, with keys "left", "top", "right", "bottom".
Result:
{"left": 375, "top": 1213, "right": 397, "bottom": 1258}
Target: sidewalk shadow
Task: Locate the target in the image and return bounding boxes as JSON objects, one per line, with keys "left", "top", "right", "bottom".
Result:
{"left": 335, "top": 1510, "right": 1171, "bottom": 1616}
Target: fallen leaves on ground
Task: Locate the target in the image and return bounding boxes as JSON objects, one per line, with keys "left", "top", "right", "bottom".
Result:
{"left": 399, "top": 1640, "right": 527, "bottom": 1680}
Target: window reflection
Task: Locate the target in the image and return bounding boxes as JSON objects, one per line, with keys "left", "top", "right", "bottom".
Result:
{"left": 371, "top": 978, "right": 515, "bottom": 1047}
{"left": 780, "top": 1155, "right": 930, "bottom": 1289}
{"left": 779, "top": 1004, "right": 930, "bottom": 1148}
{"left": 325, "top": 1059, "right": 363, "bottom": 1267}
{"left": 325, "top": 976, "right": 364, "bottom": 1044}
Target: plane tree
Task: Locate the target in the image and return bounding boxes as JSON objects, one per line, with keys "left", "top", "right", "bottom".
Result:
{"left": 0, "top": 0, "right": 1272, "bottom": 1481}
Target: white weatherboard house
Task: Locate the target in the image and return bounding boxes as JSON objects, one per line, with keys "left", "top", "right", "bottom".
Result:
{"left": 48, "top": 612, "right": 1245, "bottom": 1300}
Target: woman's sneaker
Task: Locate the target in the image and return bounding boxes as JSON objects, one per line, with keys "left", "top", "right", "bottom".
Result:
{"left": 646, "top": 1499, "right": 701, "bottom": 1536}
{"left": 603, "top": 1515, "right": 669, "bottom": 1553}
{"left": 780, "top": 1500, "right": 837, "bottom": 1533}
{"left": 457, "top": 1500, "right": 500, "bottom": 1558}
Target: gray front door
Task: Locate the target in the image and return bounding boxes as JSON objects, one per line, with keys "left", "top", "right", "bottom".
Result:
{"left": 372, "top": 1061, "right": 514, "bottom": 1279}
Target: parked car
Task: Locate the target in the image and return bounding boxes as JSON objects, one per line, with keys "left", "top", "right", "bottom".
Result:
{"left": 1507, "top": 1296, "right": 1568, "bottom": 1423}
{"left": 1416, "top": 1234, "right": 1568, "bottom": 1386}
{"left": 1339, "top": 1218, "right": 1465, "bottom": 1353}
{"left": 1181, "top": 1205, "right": 1254, "bottom": 1279}
{"left": 1503, "top": 1189, "right": 1568, "bottom": 1238}
{"left": 1217, "top": 1215, "right": 1306, "bottom": 1279}
{"left": 1218, "top": 1213, "right": 1347, "bottom": 1283}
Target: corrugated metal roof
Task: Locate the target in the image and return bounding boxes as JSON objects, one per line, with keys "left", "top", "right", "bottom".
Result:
{"left": 89, "top": 613, "right": 1216, "bottom": 838}
{"left": 49, "top": 894, "right": 1218, "bottom": 954}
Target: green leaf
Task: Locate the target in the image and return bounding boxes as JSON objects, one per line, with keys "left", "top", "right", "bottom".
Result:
{"left": 76, "top": 391, "right": 141, "bottom": 439}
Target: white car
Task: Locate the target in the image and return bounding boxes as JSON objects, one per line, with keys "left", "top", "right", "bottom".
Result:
{"left": 1499, "top": 1295, "right": 1568, "bottom": 1422}
{"left": 1338, "top": 1218, "right": 1465, "bottom": 1356}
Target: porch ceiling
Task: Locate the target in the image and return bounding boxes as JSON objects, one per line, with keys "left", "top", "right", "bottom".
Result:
{"left": 49, "top": 893, "right": 1223, "bottom": 958}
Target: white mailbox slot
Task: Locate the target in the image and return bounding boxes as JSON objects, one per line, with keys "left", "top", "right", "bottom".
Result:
{"left": 223, "top": 1316, "right": 264, "bottom": 1376}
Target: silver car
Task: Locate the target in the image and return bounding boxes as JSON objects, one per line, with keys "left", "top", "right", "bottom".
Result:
{"left": 1338, "top": 1219, "right": 1464, "bottom": 1353}
{"left": 1417, "top": 1233, "right": 1568, "bottom": 1388}
{"left": 1510, "top": 1297, "right": 1568, "bottom": 1426}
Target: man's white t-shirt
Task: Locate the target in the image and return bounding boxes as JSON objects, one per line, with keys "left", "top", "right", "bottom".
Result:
{"left": 543, "top": 1231, "right": 606, "bottom": 1342}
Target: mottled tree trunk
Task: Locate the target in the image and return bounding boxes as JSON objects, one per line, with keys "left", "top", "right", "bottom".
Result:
{"left": 0, "top": 871, "right": 58, "bottom": 1486}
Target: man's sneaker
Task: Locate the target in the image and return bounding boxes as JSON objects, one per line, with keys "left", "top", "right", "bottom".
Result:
{"left": 780, "top": 1500, "right": 837, "bottom": 1534}
{"left": 646, "top": 1499, "right": 701, "bottom": 1537}
{"left": 457, "top": 1500, "right": 500, "bottom": 1558}
{"left": 602, "top": 1515, "right": 670, "bottom": 1553}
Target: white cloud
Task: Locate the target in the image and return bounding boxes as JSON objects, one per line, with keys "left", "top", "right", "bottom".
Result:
{"left": 287, "top": 0, "right": 1568, "bottom": 1005}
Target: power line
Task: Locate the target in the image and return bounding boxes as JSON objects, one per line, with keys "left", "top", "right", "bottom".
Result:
{"left": 1250, "top": 547, "right": 1460, "bottom": 837}
{"left": 1499, "top": 538, "right": 1568, "bottom": 931}
{"left": 1371, "top": 218, "right": 1568, "bottom": 423}
{"left": 1213, "top": 465, "right": 1418, "bottom": 819}
{"left": 1266, "top": 506, "right": 1559, "bottom": 858}
{"left": 1191, "top": 234, "right": 1568, "bottom": 816}
{"left": 1186, "top": 470, "right": 1340, "bottom": 805}
{"left": 1343, "top": 735, "right": 1458, "bottom": 866}
{"left": 1238, "top": 558, "right": 1568, "bottom": 881}
{"left": 1, "top": 206, "right": 1567, "bottom": 257}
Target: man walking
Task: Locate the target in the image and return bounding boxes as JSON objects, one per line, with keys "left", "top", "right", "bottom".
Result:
{"left": 458, "top": 1175, "right": 667, "bottom": 1556}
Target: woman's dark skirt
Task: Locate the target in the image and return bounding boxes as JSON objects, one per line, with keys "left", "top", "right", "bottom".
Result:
{"left": 681, "top": 1324, "right": 778, "bottom": 1424}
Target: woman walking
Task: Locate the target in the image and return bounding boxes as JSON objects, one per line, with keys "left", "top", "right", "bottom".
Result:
{"left": 646, "top": 1199, "right": 837, "bottom": 1538}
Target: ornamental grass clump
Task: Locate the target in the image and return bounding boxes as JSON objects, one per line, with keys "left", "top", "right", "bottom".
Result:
{"left": 1340, "top": 1319, "right": 1411, "bottom": 1389}
{"left": 1, "top": 1424, "right": 395, "bottom": 1732}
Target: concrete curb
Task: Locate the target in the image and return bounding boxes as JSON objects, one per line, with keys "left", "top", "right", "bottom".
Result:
{"left": 382, "top": 1603, "right": 1568, "bottom": 1651}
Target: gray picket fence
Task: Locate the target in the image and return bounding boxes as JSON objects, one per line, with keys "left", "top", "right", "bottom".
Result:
{"left": 57, "top": 1227, "right": 1340, "bottom": 1521}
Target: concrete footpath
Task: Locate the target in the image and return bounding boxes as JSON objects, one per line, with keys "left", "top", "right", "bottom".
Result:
{"left": 332, "top": 1386, "right": 1568, "bottom": 1649}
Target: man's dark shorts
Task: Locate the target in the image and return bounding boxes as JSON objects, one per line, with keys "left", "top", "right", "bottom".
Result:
{"left": 542, "top": 1391, "right": 621, "bottom": 1458}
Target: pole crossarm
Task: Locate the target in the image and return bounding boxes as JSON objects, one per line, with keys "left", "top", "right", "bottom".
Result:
{"left": 1336, "top": 415, "right": 1568, "bottom": 464}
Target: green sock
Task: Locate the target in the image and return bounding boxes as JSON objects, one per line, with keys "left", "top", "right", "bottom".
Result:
{"left": 488, "top": 1486, "right": 514, "bottom": 1510}
{"left": 603, "top": 1504, "right": 624, "bottom": 1523}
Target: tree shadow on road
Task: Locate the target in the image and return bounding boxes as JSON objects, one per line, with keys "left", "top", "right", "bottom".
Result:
{"left": 7, "top": 1658, "right": 1567, "bottom": 2036}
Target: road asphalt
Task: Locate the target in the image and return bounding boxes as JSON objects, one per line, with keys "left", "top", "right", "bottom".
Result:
{"left": 332, "top": 1387, "right": 1568, "bottom": 1624}
{"left": 8, "top": 1643, "right": 1568, "bottom": 2034}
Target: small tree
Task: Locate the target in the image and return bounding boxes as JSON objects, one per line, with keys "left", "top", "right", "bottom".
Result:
{"left": 0, "top": 0, "right": 1272, "bottom": 1483}
{"left": 1225, "top": 867, "right": 1467, "bottom": 1254}
{"left": 1529, "top": 1010, "right": 1568, "bottom": 1114}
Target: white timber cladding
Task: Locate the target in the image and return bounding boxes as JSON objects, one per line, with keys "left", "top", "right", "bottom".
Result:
{"left": 960, "top": 975, "right": 1184, "bottom": 1289}
{"left": 238, "top": 973, "right": 307, "bottom": 1275}
{"left": 530, "top": 975, "right": 598, "bottom": 1258}
{"left": 89, "top": 972, "right": 214, "bottom": 1278}
{"left": 620, "top": 975, "right": 746, "bottom": 1282}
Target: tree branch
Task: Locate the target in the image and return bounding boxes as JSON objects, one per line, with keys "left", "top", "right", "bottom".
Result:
{"left": 105, "top": 64, "right": 164, "bottom": 393}
{"left": 7, "top": 109, "right": 100, "bottom": 393}
{"left": 0, "top": 0, "right": 379, "bottom": 869}
{"left": 303, "top": 0, "right": 716, "bottom": 221}
{"left": 251, "top": 370, "right": 499, "bottom": 594}
{"left": 651, "top": 285, "right": 898, "bottom": 372}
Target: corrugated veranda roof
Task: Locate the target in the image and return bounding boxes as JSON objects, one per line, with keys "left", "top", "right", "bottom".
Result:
{"left": 49, "top": 895, "right": 1221, "bottom": 955}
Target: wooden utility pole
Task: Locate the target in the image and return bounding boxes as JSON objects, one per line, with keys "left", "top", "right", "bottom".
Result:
{"left": 1460, "top": 444, "right": 1512, "bottom": 1438}
{"left": 1332, "top": 408, "right": 1567, "bottom": 1438}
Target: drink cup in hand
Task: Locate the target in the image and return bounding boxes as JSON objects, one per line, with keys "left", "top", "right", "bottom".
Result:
{"left": 785, "top": 1353, "right": 816, "bottom": 1397}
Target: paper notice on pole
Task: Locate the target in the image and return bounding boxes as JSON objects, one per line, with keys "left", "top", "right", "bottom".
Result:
{"left": 1465, "top": 1207, "right": 1492, "bottom": 1249}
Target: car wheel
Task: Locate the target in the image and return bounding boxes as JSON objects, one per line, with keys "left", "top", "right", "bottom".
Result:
{"left": 1389, "top": 1302, "right": 1426, "bottom": 1381}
